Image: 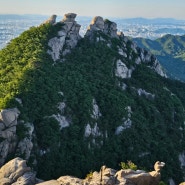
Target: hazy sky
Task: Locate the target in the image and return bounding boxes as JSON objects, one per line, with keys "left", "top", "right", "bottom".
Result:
{"left": 0, "top": 0, "right": 185, "bottom": 19}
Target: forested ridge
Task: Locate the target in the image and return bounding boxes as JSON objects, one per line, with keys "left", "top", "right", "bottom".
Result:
{"left": 0, "top": 21, "right": 185, "bottom": 184}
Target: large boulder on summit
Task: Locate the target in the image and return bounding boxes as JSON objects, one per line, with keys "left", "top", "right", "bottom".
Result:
{"left": 0, "top": 108, "right": 34, "bottom": 168}
{"left": 104, "top": 19, "right": 118, "bottom": 38}
{"left": 85, "top": 16, "right": 105, "bottom": 38}
{"left": 90, "top": 16, "right": 105, "bottom": 30}
{"left": 85, "top": 16, "right": 118, "bottom": 39}
{"left": 62, "top": 13, "right": 77, "bottom": 22}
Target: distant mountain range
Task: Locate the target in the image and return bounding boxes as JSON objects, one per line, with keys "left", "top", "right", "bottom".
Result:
{"left": 133, "top": 34, "right": 185, "bottom": 81}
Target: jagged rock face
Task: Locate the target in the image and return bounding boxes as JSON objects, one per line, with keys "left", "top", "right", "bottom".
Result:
{"left": 0, "top": 108, "right": 19, "bottom": 166}
{"left": 0, "top": 157, "right": 36, "bottom": 185}
{"left": 0, "top": 108, "right": 20, "bottom": 127}
{"left": 36, "top": 161, "right": 165, "bottom": 185}
{"left": 104, "top": 20, "right": 118, "bottom": 38}
{"left": 152, "top": 58, "right": 167, "bottom": 77}
{"left": 137, "top": 88, "right": 155, "bottom": 99}
{"left": 115, "top": 59, "right": 132, "bottom": 79}
{"left": 62, "top": 13, "right": 77, "bottom": 22}
{"left": 84, "top": 123, "right": 101, "bottom": 137}
{"left": 16, "top": 122, "right": 34, "bottom": 160}
{"left": 136, "top": 48, "right": 167, "bottom": 77}
{"left": 47, "top": 13, "right": 81, "bottom": 61}
{"left": 115, "top": 106, "right": 132, "bottom": 135}
{"left": 91, "top": 99, "right": 102, "bottom": 119}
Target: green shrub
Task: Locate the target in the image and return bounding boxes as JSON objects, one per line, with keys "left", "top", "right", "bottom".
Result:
{"left": 120, "top": 160, "right": 137, "bottom": 170}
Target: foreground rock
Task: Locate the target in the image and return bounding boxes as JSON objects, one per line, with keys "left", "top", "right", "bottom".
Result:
{"left": 36, "top": 161, "right": 165, "bottom": 185}
{"left": 0, "top": 158, "right": 165, "bottom": 185}
{"left": 85, "top": 16, "right": 118, "bottom": 39}
{"left": 0, "top": 108, "right": 34, "bottom": 167}
{"left": 0, "top": 157, "right": 36, "bottom": 185}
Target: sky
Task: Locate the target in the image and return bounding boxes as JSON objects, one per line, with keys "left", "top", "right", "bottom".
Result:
{"left": 0, "top": 0, "right": 185, "bottom": 19}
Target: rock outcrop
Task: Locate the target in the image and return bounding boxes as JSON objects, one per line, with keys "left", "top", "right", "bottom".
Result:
{"left": 0, "top": 108, "right": 35, "bottom": 168}
{"left": 42, "top": 15, "right": 57, "bottom": 25}
{"left": 115, "top": 59, "right": 133, "bottom": 79}
{"left": 36, "top": 161, "right": 165, "bottom": 185}
{"left": 0, "top": 108, "right": 20, "bottom": 166}
{"left": 46, "top": 13, "right": 81, "bottom": 61}
{"left": 120, "top": 161, "right": 165, "bottom": 185}
{"left": 0, "top": 157, "right": 36, "bottom": 185}
{"left": 45, "top": 13, "right": 166, "bottom": 78}
{"left": 136, "top": 48, "right": 167, "bottom": 77}
{"left": 85, "top": 16, "right": 118, "bottom": 39}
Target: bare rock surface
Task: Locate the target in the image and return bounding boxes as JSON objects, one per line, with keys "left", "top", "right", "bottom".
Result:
{"left": 0, "top": 108, "right": 20, "bottom": 166}
{"left": 46, "top": 13, "right": 81, "bottom": 61}
{"left": 85, "top": 16, "right": 118, "bottom": 39}
{"left": 36, "top": 161, "right": 165, "bottom": 185}
{"left": 0, "top": 157, "right": 35, "bottom": 185}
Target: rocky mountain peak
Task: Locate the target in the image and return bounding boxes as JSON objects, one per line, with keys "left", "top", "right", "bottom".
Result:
{"left": 44, "top": 13, "right": 166, "bottom": 79}
{"left": 62, "top": 13, "right": 77, "bottom": 22}
{"left": 85, "top": 16, "right": 118, "bottom": 38}
{"left": 0, "top": 158, "right": 165, "bottom": 185}
{"left": 1, "top": 12, "right": 184, "bottom": 184}
{"left": 46, "top": 13, "right": 81, "bottom": 61}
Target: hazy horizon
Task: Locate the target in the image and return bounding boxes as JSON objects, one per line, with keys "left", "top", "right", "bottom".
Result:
{"left": 1, "top": 13, "right": 185, "bottom": 21}
{"left": 0, "top": 0, "right": 185, "bottom": 20}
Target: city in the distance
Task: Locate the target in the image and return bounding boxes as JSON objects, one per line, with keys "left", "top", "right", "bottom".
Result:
{"left": 1, "top": 14, "right": 185, "bottom": 49}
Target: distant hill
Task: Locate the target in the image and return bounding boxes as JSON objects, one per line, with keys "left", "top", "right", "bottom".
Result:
{"left": 133, "top": 34, "right": 185, "bottom": 81}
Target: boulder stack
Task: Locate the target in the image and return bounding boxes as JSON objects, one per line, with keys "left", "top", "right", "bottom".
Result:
{"left": 36, "top": 161, "right": 165, "bottom": 185}
{"left": 42, "top": 14, "right": 57, "bottom": 25}
{"left": 85, "top": 16, "right": 118, "bottom": 39}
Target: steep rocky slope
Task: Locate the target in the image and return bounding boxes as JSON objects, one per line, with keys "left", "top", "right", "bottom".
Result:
{"left": 0, "top": 13, "right": 185, "bottom": 184}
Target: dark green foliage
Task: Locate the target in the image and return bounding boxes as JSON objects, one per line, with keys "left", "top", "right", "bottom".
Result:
{"left": 0, "top": 24, "right": 185, "bottom": 184}
{"left": 16, "top": 123, "right": 29, "bottom": 140}
{"left": 120, "top": 160, "right": 137, "bottom": 170}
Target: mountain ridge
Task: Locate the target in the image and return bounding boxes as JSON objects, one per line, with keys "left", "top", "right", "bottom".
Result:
{"left": 0, "top": 13, "right": 185, "bottom": 184}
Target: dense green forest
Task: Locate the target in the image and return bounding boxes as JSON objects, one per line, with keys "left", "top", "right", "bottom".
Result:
{"left": 133, "top": 34, "right": 185, "bottom": 81}
{"left": 0, "top": 22, "right": 185, "bottom": 184}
